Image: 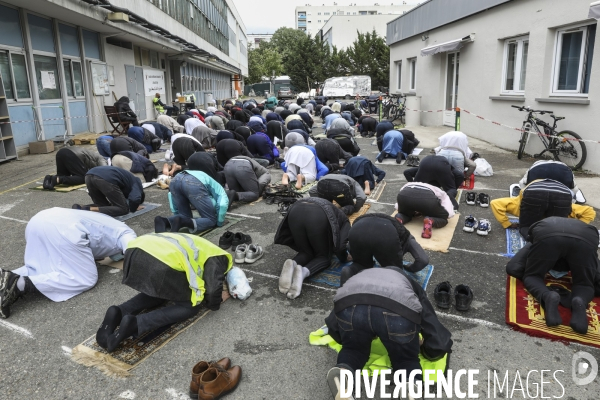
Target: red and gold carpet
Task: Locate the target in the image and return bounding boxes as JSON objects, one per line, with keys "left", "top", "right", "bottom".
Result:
{"left": 506, "top": 274, "right": 600, "bottom": 348}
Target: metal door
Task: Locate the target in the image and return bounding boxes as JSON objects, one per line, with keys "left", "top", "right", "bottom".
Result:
{"left": 135, "top": 66, "right": 146, "bottom": 120}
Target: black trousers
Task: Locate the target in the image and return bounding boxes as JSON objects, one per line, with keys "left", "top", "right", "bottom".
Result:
{"left": 288, "top": 202, "right": 334, "bottom": 276}
{"left": 121, "top": 116, "right": 139, "bottom": 126}
{"left": 397, "top": 187, "right": 449, "bottom": 228}
{"left": 56, "top": 148, "right": 87, "bottom": 186}
{"left": 341, "top": 219, "right": 404, "bottom": 286}
{"left": 515, "top": 237, "right": 597, "bottom": 306}
{"left": 118, "top": 293, "right": 200, "bottom": 335}
{"left": 519, "top": 189, "right": 572, "bottom": 235}
{"left": 404, "top": 167, "right": 460, "bottom": 210}
{"left": 85, "top": 174, "right": 129, "bottom": 217}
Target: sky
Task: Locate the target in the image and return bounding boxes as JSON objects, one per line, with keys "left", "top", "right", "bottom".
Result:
{"left": 231, "top": 0, "right": 423, "bottom": 34}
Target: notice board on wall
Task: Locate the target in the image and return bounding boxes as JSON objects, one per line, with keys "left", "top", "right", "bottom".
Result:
{"left": 90, "top": 62, "right": 109, "bottom": 96}
{"left": 143, "top": 69, "right": 166, "bottom": 96}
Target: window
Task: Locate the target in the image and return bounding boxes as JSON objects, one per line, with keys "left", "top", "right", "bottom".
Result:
{"left": 324, "top": 12, "right": 330, "bottom": 15}
{"left": 318, "top": 12, "right": 321, "bottom": 15}
{"left": 502, "top": 36, "right": 529, "bottom": 94}
{"left": 34, "top": 55, "right": 61, "bottom": 100}
{"left": 396, "top": 61, "right": 402, "bottom": 90}
{"left": 409, "top": 58, "right": 416, "bottom": 91}
{"left": 552, "top": 24, "right": 596, "bottom": 95}
{"left": 0, "top": 51, "right": 31, "bottom": 100}
{"left": 63, "top": 60, "right": 84, "bottom": 98}
{"left": 318, "top": 20, "right": 321, "bottom": 23}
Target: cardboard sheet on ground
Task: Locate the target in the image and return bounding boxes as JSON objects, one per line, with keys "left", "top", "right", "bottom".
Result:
{"left": 391, "top": 211, "right": 460, "bottom": 253}
{"left": 309, "top": 327, "right": 448, "bottom": 379}
{"left": 309, "top": 256, "right": 434, "bottom": 290}
{"left": 72, "top": 296, "right": 229, "bottom": 378}
{"left": 115, "top": 203, "right": 161, "bottom": 222}
{"left": 367, "top": 179, "right": 386, "bottom": 202}
{"left": 30, "top": 183, "right": 86, "bottom": 192}
{"left": 506, "top": 274, "right": 600, "bottom": 349}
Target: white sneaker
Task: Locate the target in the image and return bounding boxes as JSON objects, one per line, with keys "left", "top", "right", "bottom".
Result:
{"left": 244, "top": 244, "right": 264, "bottom": 264}
{"left": 234, "top": 244, "right": 248, "bottom": 264}
{"left": 477, "top": 219, "right": 492, "bottom": 236}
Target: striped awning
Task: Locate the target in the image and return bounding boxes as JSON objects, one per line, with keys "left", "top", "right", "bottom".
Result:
{"left": 421, "top": 34, "right": 475, "bottom": 57}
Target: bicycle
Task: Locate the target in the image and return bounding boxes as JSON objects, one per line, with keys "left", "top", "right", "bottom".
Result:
{"left": 382, "top": 93, "right": 407, "bottom": 126}
{"left": 511, "top": 105, "right": 586, "bottom": 170}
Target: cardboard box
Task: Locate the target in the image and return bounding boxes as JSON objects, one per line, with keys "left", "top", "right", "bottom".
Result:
{"left": 28, "top": 140, "right": 55, "bottom": 154}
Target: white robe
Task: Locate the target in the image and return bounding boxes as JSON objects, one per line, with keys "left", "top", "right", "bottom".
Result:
{"left": 13, "top": 208, "right": 136, "bottom": 302}
{"left": 185, "top": 118, "right": 205, "bottom": 135}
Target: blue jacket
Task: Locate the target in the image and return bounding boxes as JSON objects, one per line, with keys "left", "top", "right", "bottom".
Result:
{"left": 321, "top": 113, "right": 341, "bottom": 131}
{"left": 168, "top": 170, "right": 229, "bottom": 226}
{"left": 281, "top": 145, "right": 329, "bottom": 180}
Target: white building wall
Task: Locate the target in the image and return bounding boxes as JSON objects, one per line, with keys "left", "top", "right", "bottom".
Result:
{"left": 388, "top": 0, "right": 600, "bottom": 172}
{"left": 321, "top": 15, "right": 398, "bottom": 50}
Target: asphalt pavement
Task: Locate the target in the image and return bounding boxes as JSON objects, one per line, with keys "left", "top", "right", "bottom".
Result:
{"left": 0, "top": 111, "right": 599, "bottom": 399}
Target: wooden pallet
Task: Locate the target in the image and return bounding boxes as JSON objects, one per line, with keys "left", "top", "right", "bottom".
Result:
{"left": 71, "top": 132, "right": 103, "bottom": 145}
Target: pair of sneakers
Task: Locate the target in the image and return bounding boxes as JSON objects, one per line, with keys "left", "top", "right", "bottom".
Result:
{"left": 234, "top": 244, "right": 264, "bottom": 264}
{"left": 406, "top": 155, "right": 420, "bottom": 167}
{"left": 463, "top": 215, "right": 491, "bottom": 236}
{"left": 434, "top": 282, "right": 473, "bottom": 311}
{"left": 465, "top": 192, "right": 490, "bottom": 207}
{"left": 219, "top": 231, "right": 252, "bottom": 250}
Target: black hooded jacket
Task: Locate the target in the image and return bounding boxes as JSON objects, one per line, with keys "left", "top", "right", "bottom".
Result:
{"left": 114, "top": 96, "right": 137, "bottom": 119}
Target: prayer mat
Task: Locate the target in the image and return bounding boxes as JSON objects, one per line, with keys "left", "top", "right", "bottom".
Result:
{"left": 348, "top": 204, "right": 371, "bottom": 224}
{"left": 115, "top": 203, "right": 161, "bottom": 222}
{"left": 72, "top": 303, "right": 216, "bottom": 378}
{"left": 455, "top": 189, "right": 463, "bottom": 203}
{"left": 505, "top": 274, "right": 600, "bottom": 349}
{"left": 292, "top": 180, "right": 318, "bottom": 194}
{"left": 392, "top": 211, "right": 461, "bottom": 253}
{"left": 505, "top": 218, "right": 525, "bottom": 257}
{"left": 367, "top": 179, "right": 386, "bottom": 202}
{"left": 309, "top": 257, "right": 434, "bottom": 290}
{"left": 30, "top": 183, "right": 86, "bottom": 192}
{"left": 375, "top": 158, "right": 406, "bottom": 166}
{"left": 309, "top": 327, "right": 448, "bottom": 379}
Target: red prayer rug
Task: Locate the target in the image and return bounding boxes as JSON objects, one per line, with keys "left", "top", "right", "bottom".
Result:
{"left": 506, "top": 274, "right": 600, "bottom": 348}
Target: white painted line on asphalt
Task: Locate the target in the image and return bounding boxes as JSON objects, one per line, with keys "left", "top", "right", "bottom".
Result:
{"left": 437, "top": 313, "right": 506, "bottom": 329}
{"left": 0, "top": 215, "right": 28, "bottom": 224}
{"left": 0, "top": 319, "right": 34, "bottom": 338}
{"left": 226, "top": 212, "right": 262, "bottom": 220}
{"left": 61, "top": 346, "right": 72, "bottom": 357}
{"left": 366, "top": 199, "right": 396, "bottom": 206}
{"left": 240, "top": 268, "right": 337, "bottom": 292}
{"left": 119, "top": 390, "right": 136, "bottom": 399}
{"left": 449, "top": 247, "right": 506, "bottom": 257}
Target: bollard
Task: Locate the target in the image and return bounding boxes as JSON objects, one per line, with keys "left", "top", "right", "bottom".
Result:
{"left": 455, "top": 107, "right": 461, "bottom": 131}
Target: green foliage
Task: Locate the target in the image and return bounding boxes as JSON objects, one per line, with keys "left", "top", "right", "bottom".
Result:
{"left": 247, "top": 28, "right": 390, "bottom": 91}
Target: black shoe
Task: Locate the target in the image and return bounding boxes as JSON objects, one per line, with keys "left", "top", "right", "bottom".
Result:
{"left": 219, "top": 231, "right": 234, "bottom": 249}
{"left": 50, "top": 175, "right": 59, "bottom": 189}
{"left": 231, "top": 232, "right": 252, "bottom": 250}
{"left": 465, "top": 192, "right": 476, "bottom": 205}
{"left": 454, "top": 284, "right": 473, "bottom": 311}
{"left": 376, "top": 153, "right": 384, "bottom": 163}
{"left": 477, "top": 193, "right": 490, "bottom": 208}
{"left": 43, "top": 175, "right": 52, "bottom": 190}
{"left": 434, "top": 281, "right": 452, "bottom": 309}
{"left": 395, "top": 153, "right": 405, "bottom": 164}
{"left": 0, "top": 269, "right": 21, "bottom": 319}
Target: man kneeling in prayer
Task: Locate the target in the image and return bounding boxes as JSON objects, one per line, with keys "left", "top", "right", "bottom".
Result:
{"left": 96, "top": 233, "right": 232, "bottom": 352}
{"left": 324, "top": 266, "right": 452, "bottom": 399}
{"left": 0, "top": 208, "right": 136, "bottom": 318}
{"left": 506, "top": 217, "right": 600, "bottom": 334}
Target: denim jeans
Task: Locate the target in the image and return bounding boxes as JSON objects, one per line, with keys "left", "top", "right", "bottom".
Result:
{"left": 169, "top": 173, "right": 217, "bottom": 233}
{"left": 96, "top": 136, "right": 113, "bottom": 159}
{"left": 437, "top": 149, "right": 464, "bottom": 173}
{"left": 519, "top": 189, "right": 572, "bottom": 234}
{"left": 336, "top": 304, "right": 422, "bottom": 375}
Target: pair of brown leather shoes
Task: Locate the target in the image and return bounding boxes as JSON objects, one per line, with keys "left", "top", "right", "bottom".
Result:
{"left": 189, "top": 357, "right": 242, "bottom": 400}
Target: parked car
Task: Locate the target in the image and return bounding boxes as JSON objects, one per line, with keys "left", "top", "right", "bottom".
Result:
{"left": 277, "top": 87, "right": 294, "bottom": 99}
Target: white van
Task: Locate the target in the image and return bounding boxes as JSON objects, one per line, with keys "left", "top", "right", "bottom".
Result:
{"left": 320, "top": 76, "right": 371, "bottom": 99}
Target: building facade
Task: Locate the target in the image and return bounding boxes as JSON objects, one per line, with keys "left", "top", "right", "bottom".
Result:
{"left": 247, "top": 34, "right": 273, "bottom": 50}
{"left": 0, "top": 0, "right": 248, "bottom": 151}
{"left": 318, "top": 14, "right": 402, "bottom": 50}
{"left": 387, "top": 0, "right": 600, "bottom": 173}
{"left": 295, "top": 3, "right": 412, "bottom": 37}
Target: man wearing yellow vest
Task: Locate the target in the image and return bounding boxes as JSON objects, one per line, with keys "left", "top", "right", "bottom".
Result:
{"left": 153, "top": 93, "right": 179, "bottom": 116}
{"left": 96, "top": 233, "right": 232, "bottom": 353}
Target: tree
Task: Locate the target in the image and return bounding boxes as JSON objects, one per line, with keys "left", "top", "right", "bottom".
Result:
{"left": 344, "top": 30, "right": 390, "bottom": 90}
{"left": 247, "top": 46, "right": 284, "bottom": 85}
{"left": 263, "top": 27, "right": 307, "bottom": 66}
{"left": 285, "top": 34, "right": 327, "bottom": 92}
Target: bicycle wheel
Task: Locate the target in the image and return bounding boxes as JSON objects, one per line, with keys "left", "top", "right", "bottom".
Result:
{"left": 517, "top": 122, "right": 532, "bottom": 159}
{"left": 387, "top": 105, "right": 398, "bottom": 122}
{"left": 554, "top": 130, "right": 587, "bottom": 170}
